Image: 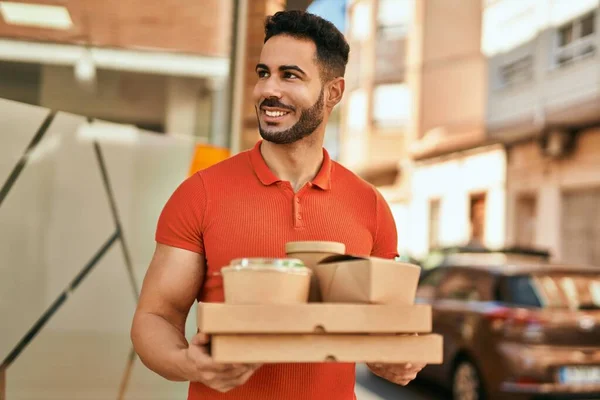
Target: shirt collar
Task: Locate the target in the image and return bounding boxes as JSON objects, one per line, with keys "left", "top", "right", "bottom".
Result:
{"left": 249, "top": 140, "right": 332, "bottom": 191}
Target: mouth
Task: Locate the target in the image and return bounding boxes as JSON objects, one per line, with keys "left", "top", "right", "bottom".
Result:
{"left": 260, "top": 107, "right": 292, "bottom": 123}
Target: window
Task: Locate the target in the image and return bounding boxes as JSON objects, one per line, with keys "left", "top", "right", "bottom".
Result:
{"left": 526, "top": 273, "right": 600, "bottom": 310}
{"left": 347, "top": 89, "right": 368, "bottom": 131}
{"left": 559, "top": 23, "right": 575, "bottom": 47}
{"left": 429, "top": 199, "right": 441, "bottom": 249}
{"left": 372, "top": 83, "right": 411, "bottom": 128}
{"left": 416, "top": 268, "right": 448, "bottom": 302}
{"left": 437, "top": 271, "right": 481, "bottom": 302}
{"left": 351, "top": 2, "right": 372, "bottom": 42}
{"left": 515, "top": 194, "right": 537, "bottom": 248}
{"left": 469, "top": 193, "right": 487, "bottom": 246}
{"left": 499, "top": 276, "right": 543, "bottom": 308}
{"left": 581, "top": 13, "right": 596, "bottom": 38}
{"left": 555, "top": 12, "right": 596, "bottom": 66}
{"left": 377, "top": 0, "right": 412, "bottom": 39}
{"left": 499, "top": 55, "right": 533, "bottom": 87}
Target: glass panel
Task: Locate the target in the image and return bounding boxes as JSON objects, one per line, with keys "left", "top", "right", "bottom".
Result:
{"left": 372, "top": 83, "right": 411, "bottom": 128}
{"left": 351, "top": 2, "right": 372, "bottom": 41}
{"left": 580, "top": 12, "right": 595, "bottom": 37}
{"left": 558, "top": 23, "right": 574, "bottom": 46}
{"left": 531, "top": 273, "right": 600, "bottom": 310}
{"left": 377, "top": 0, "right": 412, "bottom": 39}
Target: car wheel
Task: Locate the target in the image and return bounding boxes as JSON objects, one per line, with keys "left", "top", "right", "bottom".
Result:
{"left": 452, "top": 359, "right": 485, "bottom": 400}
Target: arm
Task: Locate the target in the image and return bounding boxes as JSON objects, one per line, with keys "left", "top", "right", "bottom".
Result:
{"left": 131, "top": 243, "right": 202, "bottom": 381}
{"left": 371, "top": 188, "right": 399, "bottom": 260}
{"left": 368, "top": 189, "right": 425, "bottom": 385}
{"left": 131, "top": 243, "right": 261, "bottom": 391}
{"left": 132, "top": 174, "right": 260, "bottom": 392}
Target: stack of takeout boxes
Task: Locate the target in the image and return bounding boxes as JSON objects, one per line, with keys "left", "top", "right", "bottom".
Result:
{"left": 197, "top": 242, "right": 443, "bottom": 364}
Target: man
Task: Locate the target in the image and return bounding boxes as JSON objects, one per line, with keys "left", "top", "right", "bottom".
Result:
{"left": 131, "top": 10, "right": 424, "bottom": 400}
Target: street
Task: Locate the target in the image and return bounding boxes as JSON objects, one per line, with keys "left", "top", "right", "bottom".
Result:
{"left": 355, "top": 364, "right": 449, "bottom": 400}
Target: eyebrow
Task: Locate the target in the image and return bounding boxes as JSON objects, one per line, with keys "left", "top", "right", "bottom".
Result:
{"left": 255, "top": 63, "right": 307, "bottom": 76}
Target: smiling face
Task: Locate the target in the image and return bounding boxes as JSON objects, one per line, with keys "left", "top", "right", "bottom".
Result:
{"left": 253, "top": 35, "right": 326, "bottom": 145}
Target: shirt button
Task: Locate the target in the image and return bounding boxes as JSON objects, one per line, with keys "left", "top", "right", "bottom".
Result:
{"left": 297, "top": 215, "right": 302, "bottom": 220}
{"left": 295, "top": 198, "right": 300, "bottom": 203}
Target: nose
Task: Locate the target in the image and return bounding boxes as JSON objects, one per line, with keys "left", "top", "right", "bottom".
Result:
{"left": 259, "top": 76, "right": 282, "bottom": 100}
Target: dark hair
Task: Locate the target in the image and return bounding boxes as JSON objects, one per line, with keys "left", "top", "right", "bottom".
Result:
{"left": 264, "top": 10, "right": 350, "bottom": 81}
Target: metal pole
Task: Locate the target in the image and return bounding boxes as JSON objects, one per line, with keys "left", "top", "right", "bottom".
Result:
{"left": 228, "top": 0, "right": 249, "bottom": 154}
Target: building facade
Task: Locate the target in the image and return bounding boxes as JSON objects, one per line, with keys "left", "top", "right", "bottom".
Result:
{"left": 341, "top": 0, "right": 500, "bottom": 258}
{"left": 0, "top": 0, "right": 233, "bottom": 146}
{"left": 484, "top": 0, "right": 600, "bottom": 265}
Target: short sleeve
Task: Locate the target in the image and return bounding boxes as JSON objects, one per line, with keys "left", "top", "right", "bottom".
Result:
{"left": 155, "top": 173, "right": 206, "bottom": 254}
{"left": 371, "top": 189, "right": 399, "bottom": 260}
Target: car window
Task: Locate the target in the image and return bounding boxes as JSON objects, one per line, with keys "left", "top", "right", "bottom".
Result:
{"left": 436, "top": 269, "right": 495, "bottom": 302}
{"left": 416, "top": 268, "right": 448, "bottom": 301}
{"left": 499, "top": 275, "right": 543, "bottom": 307}
{"left": 531, "top": 273, "right": 600, "bottom": 310}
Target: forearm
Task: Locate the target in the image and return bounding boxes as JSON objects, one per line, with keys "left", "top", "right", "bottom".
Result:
{"left": 131, "top": 312, "right": 191, "bottom": 382}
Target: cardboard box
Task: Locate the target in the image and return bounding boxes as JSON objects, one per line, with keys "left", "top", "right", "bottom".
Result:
{"left": 285, "top": 241, "right": 346, "bottom": 302}
{"left": 315, "top": 255, "right": 421, "bottom": 304}
{"left": 211, "top": 334, "right": 443, "bottom": 364}
{"left": 197, "top": 303, "right": 432, "bottom": 334}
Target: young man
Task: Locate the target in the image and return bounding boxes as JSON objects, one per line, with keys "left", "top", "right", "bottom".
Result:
{"left": 131, "top": 10, "right": 424, "bottom": 400}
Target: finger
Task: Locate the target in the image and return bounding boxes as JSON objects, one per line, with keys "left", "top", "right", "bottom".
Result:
{"left": 190, "top": 333, "right": 211, "bottom": 346}
{"left": 202, "top": 363, "right": 250, "bottom": 374}
{"left": 206, "top": 367, "right": 257, "bottom": 393}
{"left": 237, "top": 366, "right": 259, "bottom": 385}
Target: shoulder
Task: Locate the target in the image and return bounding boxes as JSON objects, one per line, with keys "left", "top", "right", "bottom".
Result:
{"left": 195, "top": 149, "right": 252, "bottom": 187}
{"left": 331, "top": 160, "right": 379, "bottom": 199}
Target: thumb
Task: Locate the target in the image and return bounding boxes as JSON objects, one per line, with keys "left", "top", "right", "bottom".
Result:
{"left": 190, "top": 332, "right": 211, "bottom": 347}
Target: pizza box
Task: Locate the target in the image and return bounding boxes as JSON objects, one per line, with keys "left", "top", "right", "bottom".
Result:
{"left": 197, "top": 303, "right": 432, "bottom": 334}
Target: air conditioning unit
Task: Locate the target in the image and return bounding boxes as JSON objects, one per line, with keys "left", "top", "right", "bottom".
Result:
{"left": 538, "top": 127, "right": 578, "bottom": 159}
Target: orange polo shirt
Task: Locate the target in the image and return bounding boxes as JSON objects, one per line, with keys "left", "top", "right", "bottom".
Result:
{"left": 156, "top": 140, "right": 399, "bottom": 400}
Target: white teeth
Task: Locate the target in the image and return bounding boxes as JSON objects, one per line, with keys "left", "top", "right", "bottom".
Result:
{"left": 265, "top": 110, "right": 288, "bottom": 117}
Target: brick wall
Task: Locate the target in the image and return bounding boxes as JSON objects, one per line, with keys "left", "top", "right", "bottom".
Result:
{"left": 0, "top": 0, "right": 233, "bottom": 57}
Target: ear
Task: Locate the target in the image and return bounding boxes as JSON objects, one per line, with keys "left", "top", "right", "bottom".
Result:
{"left": 326, "top": 77, "right": 345, "bottom": 109}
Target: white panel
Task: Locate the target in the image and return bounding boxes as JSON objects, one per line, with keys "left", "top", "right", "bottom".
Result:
{"left": 2, "top": 101, "right": 199, "bottom": 399}
{"left": 0, "top": 98, "right": 49, "bottom": 185}
{"left": 0, "top": 110, "right": 117, "bottom": 363}
{"left": 90, "top": 121, "right": 195, "bottom": 290}
{"left": 544, "top": 57, "right": 600, "bottom": 109}
{"left": 6, "top": 245, "right": 134, "bottom": 400}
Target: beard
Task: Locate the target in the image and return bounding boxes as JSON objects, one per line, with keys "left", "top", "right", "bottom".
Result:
{"left": 257, "top": 88, "right": 324, "bottom": 145}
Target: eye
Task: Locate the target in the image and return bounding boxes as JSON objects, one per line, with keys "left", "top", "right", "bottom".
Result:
{"left": 257, "top": 70, "right": 270, "bottom": 78}
{"left": 283, "top": 71, "right": 299, "bottom": 80}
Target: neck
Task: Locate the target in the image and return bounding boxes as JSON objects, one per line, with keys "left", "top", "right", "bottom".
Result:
{"left": 260, "top": 134, "right": 324, "bottom": 192}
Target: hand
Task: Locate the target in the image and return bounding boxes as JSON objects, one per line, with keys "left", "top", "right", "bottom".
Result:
{"left": 366, "top": 362, "right": 426, "bottom": 386}
{"left": 182, "top": 333, "right": 262, "bottom": 393}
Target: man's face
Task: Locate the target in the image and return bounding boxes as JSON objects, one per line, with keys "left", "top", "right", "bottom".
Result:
{"left": 253, "top": 35, "right": 325, "bottom": 145}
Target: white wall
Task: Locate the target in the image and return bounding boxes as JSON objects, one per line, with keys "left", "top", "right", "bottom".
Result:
{"left": 409, "top": 145, "right": 507, "bottom": 258}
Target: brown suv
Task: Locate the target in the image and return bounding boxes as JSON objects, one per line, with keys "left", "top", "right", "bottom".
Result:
{"left": 415, "top": 253, "right": 600, "bottom": 400}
